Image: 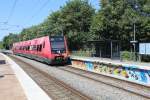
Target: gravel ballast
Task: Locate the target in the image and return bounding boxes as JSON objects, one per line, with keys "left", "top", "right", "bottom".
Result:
{"left": 10, "top": 55, "right": 149, "bottom": 100}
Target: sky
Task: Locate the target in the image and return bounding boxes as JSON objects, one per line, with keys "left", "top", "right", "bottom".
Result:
{"left": 0, "top": 0, "right": 99, "bottom": 41}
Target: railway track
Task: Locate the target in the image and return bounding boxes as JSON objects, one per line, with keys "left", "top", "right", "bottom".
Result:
{"left": 8, "top": 54, "right": 150, "bottom": 100}
{"left": 58, "top": 66, "right": 150, "bottom": 99}
{"left": 8, "top": 55, "right": 90, "bottom": 100}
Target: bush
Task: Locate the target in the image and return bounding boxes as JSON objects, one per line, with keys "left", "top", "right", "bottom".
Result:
{"left": 71, "top": 50, "right": 92, "bottom": 57}
{"left": 120, "top": 51, "right": 137, "bottom": 61}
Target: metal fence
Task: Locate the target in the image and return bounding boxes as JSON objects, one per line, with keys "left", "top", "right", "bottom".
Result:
{"left": 71, "top": 50, "right": 93, "bottom": 57}
{"left": 120, "top": 51, "right": 140, "bottom": 61}
{"left": 71, "top": 50, "right": 150, "bottom": 62}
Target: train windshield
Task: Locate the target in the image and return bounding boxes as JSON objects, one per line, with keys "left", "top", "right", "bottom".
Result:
{"left": 50, "top": 36, "right": 65, "bottom": 53}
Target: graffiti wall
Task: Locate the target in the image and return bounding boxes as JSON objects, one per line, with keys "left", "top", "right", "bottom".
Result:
{"left": 71, "top": 60, "right": 150, "bottom": 85}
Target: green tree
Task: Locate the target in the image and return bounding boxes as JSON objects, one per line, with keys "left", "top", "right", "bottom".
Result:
{"left": 0, "top": 41, "right": 3, "bottom": 49}
{"left": 59, "top": 0, "right": 95, "bottom": 49}
{"left": 91, "top": 0, "right": 150, "bottom": 50}
{"left": 3, "top": 33, "right": 19, "bottom": 49}
{"left": 43, "top": 11, "right": 63, "bottom": 35}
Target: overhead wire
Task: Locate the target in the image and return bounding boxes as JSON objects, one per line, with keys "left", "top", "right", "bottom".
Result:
{"left": 0, "top": 0, "right": 24, "bottom": 32}
{"left": 0, "top": 28, "right": 22, "bottom": 31}
{"left": 23, "top": 0, "right": 50, "bottom": 27}
{"left": 0, "top": 0, "right": 20, "bottom": 33}
{"left": 6, "top": 0, "right": 18, "bottom": 23}
{"left": 0, "top": 23, "right": 21, "bottom": 28}
{"left": 0, "top": 0, "right": 50, "bottom": 34}
{"left": 0, "top": 22, "right": 23, "bottom": 31}
{"left": 30, "top": 0, "right": 50, "bottom": 20}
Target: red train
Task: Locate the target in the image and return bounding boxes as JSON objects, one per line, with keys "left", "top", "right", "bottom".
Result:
{"left": 12, "top": 36, "right": 70, "bottom": 65}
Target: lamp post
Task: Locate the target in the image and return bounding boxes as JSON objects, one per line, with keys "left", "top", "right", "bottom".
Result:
{"left": 133, "top": 23, "right": 136, "bottom": 53}
{"left": 129, "top": 0, "right": 138, "bottom": 61}
{"left": 128, "top": 0, "right": 149, "bottom": 61}
{"left": 130, "top": 22, "right": 137, "bottom": 61}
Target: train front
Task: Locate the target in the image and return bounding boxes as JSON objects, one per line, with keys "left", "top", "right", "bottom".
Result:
{"left": 50, "top": 36, "right": 70, "bottom": 65}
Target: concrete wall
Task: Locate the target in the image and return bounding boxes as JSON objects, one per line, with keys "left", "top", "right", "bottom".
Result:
{"left": 71, "top": 59, "right": 150, "bottom": 86}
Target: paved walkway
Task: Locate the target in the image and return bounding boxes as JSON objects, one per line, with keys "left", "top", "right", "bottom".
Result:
{"left": 0, "top": 53, "right": 51, "bottom": 100}
{"left": 0, "top": 55, "right": 27, "bottom": 100}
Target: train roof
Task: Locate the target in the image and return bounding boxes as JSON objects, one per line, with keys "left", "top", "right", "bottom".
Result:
{"left": 13, "top": 35, "right": 65, "bottom": 46}
{"left": 13, "top": 36, "right": 49, "bottom": 46}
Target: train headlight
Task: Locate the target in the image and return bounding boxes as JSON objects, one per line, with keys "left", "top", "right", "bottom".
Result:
{"left": 57, "top": 50, "right": 61, "bottom": 54}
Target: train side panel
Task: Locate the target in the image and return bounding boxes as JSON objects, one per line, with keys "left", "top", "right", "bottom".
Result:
{"left": 12, "top": 36, "right": 69, "bottom": 65}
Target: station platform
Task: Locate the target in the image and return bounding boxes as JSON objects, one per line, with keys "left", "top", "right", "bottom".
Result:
{"left": 0, "top": 53, "right": 51, "bottom": 100}
{"left": 70, "top": 56, "right": 150, "bottom": 86}
{"left": 0, "top": 55, "right": 26, "bottom": 100}
{"left": 71, "top": 56, "right": 150, "bottom": 70}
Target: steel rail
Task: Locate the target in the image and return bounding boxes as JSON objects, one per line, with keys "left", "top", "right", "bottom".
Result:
{"left": 8, "top": 54, "right": 150, "bottom": 99}
{"left": 58, "top": 66, "right": 150, "bottom": 99}
{"left": 9, "top": 55, "right": 91, "bottom": 100}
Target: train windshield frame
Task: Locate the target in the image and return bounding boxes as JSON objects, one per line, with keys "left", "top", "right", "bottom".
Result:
{"left": 50, "top": 36, "right": 66, "bottom": 53}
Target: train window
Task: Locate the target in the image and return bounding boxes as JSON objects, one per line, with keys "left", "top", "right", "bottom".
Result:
{"left": 51, "top": 42, "right": 65, "bottom": 49}
{"left": 50, "top": 37, "right": 66, "bottom": 53}
{"left": 29, "top": 46, "right": 31, "bottom": 50}
{"left": 36, "top": 45, "right": 39, "bottom": 51}
{"left": 43, "top": 42, "right": 45, "bottom": 48}
{"left": 35, "top": 45, "right": 37, "bottom": 51}
{"left": 28, "top": 46, "right": 30, "bottom": 50}
{"left": 33, "top": 45, "right": 37, "bottom": 51}
{"left": 31, "top": 46, "right": 34, "bottom": 50}
{"left": 39, "top": 44, "right": 42, "bottom": 51}
{"left": 30, "top": 46, "right": 33, "bottom": 50}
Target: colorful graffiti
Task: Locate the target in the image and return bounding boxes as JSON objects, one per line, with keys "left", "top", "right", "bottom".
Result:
{"left": 71, "top": 60, "right": 150, "bottom": 85}
{"left": 85, "top": 61, "right": 93, "bottom": 71}
{"left": 72, "top": 60, "right": 86, "bottom": 70}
